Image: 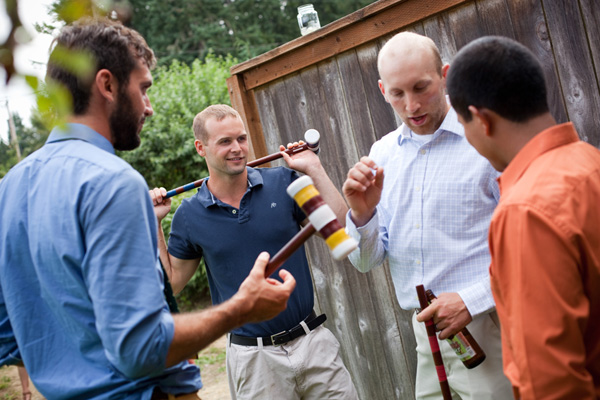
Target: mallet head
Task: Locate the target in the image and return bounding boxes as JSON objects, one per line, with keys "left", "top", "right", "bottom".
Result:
{"left": 304, "top": 129, "right": 320, "bottom": 154}
{"left": 287, "top": 175, "right": 357, "bottom": 260}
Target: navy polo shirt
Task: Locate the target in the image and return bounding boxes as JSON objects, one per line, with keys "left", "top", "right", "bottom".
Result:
{"left": 168, "top": 167, "right": 315, "bottom": 337}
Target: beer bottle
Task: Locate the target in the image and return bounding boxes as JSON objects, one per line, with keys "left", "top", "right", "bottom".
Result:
{"left": 425, "top": 289, "right": 486, "bottom": 369}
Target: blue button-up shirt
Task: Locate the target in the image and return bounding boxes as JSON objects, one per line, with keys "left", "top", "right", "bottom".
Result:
{"left": 0, "top": 124, "right": 201, "bottom": 399}
{"left": 346, "top": 108, "right": 500, "bottom": 316}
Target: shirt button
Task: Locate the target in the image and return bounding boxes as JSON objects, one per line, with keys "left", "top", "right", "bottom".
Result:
{"left": 415, "top": 186, "right": 421, "bottom": 192}
{"left": 420, "top": 149, "right": 426, "bottom": 155}
{"left": 415, "top": 224, "right": 420, "bottom": 229}
{"left": 232, "top": 209, "right": 237, "bottom": 214}
{"left": 416, "top": 260, "right": 421, "bottom": 265}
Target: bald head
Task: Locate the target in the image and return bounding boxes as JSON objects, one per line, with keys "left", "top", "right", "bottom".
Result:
{"left": 377, "top": 32, "right": 443, "bottom": 80}
{"left": 376, "top": 31, "right": 449, "bottom": 135}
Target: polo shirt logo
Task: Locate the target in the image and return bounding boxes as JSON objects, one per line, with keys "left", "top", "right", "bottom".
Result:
{"left": 271, "top": 202, "right": 277, "bottom": 208}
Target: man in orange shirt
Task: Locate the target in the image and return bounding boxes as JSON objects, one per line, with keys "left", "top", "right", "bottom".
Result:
{"left": 447, "top": 35, "right": 600, "bottom": 399}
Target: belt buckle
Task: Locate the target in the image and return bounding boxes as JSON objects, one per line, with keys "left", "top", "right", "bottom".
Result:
{"left": 270, "top": 330, "right": 287, "bottom": 346}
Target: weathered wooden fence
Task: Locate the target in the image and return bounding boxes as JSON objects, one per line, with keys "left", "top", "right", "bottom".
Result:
{"left": 227, "top": 0, "right": 600, "bottom": 398}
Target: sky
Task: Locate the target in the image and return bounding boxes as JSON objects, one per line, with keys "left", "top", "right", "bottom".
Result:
{"left": 0, "top": 0, "right": 56, "bottom": 143}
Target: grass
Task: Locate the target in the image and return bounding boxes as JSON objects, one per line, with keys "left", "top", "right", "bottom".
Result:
{"left": 195, "top": 347, "right": 226, "bottom": 369}
{"left": 0, "top": 375, "right": 16, "bottom": 400}
{"left": 0, "top": 375, "right": 11, "bottom": 391}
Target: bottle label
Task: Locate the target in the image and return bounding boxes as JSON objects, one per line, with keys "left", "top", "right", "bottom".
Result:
{"left": 449, "top": 332, "right": 476, "bottom": 361}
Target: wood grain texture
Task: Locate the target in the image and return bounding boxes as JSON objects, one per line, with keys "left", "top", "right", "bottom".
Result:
{"left": 505, "top": 0, "right": 568, "bottom": 125}
{"left": 475, "top": 0, "right": 515, "bottom": 38}
{"left": 446, "top": 2, "right": 483, "bottom": 50}
{"left": 335, "top": 49, "right": 378, "bottom": 157}
{"left": 226, "top": 75, "right": 262, "bottom": 160}
{"left": 543, "top": 0, "right": 600, "bottom": 144}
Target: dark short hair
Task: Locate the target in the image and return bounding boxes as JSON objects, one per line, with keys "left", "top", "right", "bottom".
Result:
{"left": 447, "top": 36, "right": 549, "bottom": 123}
{"left": 46, "top": 17, "right": 155, "bottom": 115}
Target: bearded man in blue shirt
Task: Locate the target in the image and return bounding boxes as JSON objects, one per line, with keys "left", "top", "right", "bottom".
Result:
{"left": 342, "top": 31, "right": 513, "bottom": 399}
{"left": 0, "top": 18, "right": 295, "bottom": 400}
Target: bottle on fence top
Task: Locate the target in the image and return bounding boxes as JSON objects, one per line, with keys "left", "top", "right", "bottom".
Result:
{"left": 425, "top": 289, "right": 487, "bottom": 369}
{"left": 297, "top": 4, "right": 321, "bottom": 36}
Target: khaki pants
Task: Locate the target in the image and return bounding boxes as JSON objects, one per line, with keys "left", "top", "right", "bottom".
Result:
{"left": 413, "top": 311, "right": 513, "bottom": 400}
{"left": 226, "top": 326, "right": 358, "bottom": 400}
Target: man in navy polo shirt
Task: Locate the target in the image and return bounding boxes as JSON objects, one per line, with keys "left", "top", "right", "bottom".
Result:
{"left": 150, "top": 104, "right": 358, "bottom": 399}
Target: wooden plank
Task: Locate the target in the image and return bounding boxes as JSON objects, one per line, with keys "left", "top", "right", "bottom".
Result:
{"left": 227, "top": 75, "right": 263, "bottom": 160}
{"left": 504, "top": 0, "right": 568, "bottom": 125}
{"left": 336, "top": 49, "right": 379, "bottom": 158}
{"left": 253, "top": 87, "right": 284, "bottom": 160}
{"left": 364, "top": 260, "right": 418, "bottom": 397}
{"left": 543, "top": 0, "right": 600, "bottom": 145}
{"left": 475, "top": 0, "right": 516, "bottom": 37}
{"left": 282, "top": 73, "right": 314, "bottom": 145}
{"left": 579, "top": 0, "right": 600, "bottom": 141}
{"left": 265, "top": 78, "right": 298, "bottom": 152}
{"left": 423, "top": 14, "right": 458, "bottom": 65}
{"left": 355, "top": 41, "right": 398, "bottom": 142}
{"left": 234, "top": 0, "right": 471, "bottom": 90}
{"left": 445, "top": 1, "right": 482, "bottom": 50}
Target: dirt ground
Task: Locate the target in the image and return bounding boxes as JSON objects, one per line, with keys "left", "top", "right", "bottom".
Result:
{"left": 0, "top": 335, "right": 230, "bottom": 400}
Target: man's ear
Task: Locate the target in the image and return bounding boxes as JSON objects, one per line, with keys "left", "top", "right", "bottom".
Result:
{"left": 469, "top": 105, "right": 493, "bottom": 137}
{"left": 195, "top": 139, "right": 205, "bottom": 157}
{"left": 95, "top": 69, "right": 117, "bottom": 103}
{"left": 378, "top": 79, "right": 389, "bottom": 103}
{"left": 441, "top": 64, "right": 450, "bottom": 79}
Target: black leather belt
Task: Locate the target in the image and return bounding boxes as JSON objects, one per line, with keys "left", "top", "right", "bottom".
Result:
{"left": 230, "top": 311, "right": 326, "bottom": 346}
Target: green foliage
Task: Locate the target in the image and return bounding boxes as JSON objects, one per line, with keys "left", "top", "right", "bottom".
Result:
{"left": 0, "top": 113, "right": 50, "bottom": 178}
{"left": 119, "top": 53, "right": 235, "bottom": 190}
{"left": 128, "top": 0, "right": 375, "bottom": 65}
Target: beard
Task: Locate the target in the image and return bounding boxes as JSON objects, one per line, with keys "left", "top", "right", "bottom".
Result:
{"left": 110, "top": 88, "right": 143, "bottom": 151}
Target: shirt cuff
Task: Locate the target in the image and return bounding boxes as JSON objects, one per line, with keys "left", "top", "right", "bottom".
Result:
{"left": 457, "top": 279, "right": 496, "bottom": 318}
{"left": 345, "top": 209, "right": 379, "bottom": 240}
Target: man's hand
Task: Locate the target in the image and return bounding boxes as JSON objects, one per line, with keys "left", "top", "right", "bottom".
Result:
{"left": 416, "top": 292, "right": 473, "bottom": 340}
{"left": 149, "top": 187, "right": 171, "bottom": 221}
{"left": 279, "top": 141, "right": 320, "bottom": 175}
{"left": 233, "top": 252, "right": 296, "bottom": 324}
{"left": 342, "top": 156, "right": 384, "bottom": 227}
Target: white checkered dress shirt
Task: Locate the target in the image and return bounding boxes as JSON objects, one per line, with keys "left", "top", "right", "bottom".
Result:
{"left": 346, "top": 107, "right": 500, "bottom": 316}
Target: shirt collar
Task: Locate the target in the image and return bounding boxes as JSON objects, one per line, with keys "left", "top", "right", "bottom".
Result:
{"left": 197, "top": 166, "right": 264, "bottom": 208}
{"left": 46, "top": 123, "right": 115, "bottom": 155}
{"left": 498, "top": 122, "right": 579, "bottom": 192}
{"left": 398, "top": 101, "right": 464, "bottom": 146}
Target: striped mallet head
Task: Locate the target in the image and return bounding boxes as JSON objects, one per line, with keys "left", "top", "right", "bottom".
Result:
{"left": 286, "top": 175, "right": 357, "bottom": 260}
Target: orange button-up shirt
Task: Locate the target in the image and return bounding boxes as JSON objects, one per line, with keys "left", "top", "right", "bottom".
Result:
{"left": 489, "top": 122, "right": 600, "bottom": 399}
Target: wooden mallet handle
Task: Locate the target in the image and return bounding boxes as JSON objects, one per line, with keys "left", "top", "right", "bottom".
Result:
{"left": 416, "top": 284, "right": 452, "bottom": 400}
{"left": 265, "top": 223, "right": 316, "bottom": 277}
